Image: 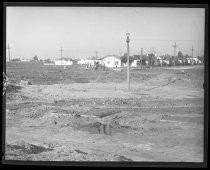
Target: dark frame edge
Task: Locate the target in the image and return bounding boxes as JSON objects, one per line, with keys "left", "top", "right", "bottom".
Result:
{"left": 2, "top": 2, "right": 209, "bottom": 168}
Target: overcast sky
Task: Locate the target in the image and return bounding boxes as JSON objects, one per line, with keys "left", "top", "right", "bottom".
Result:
{"left": 6, "top": 7, "right": 205, "bottom": 60}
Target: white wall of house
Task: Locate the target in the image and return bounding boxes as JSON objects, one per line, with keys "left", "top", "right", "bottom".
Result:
{"left": 187, "top": 59, "right": 191, "bottom": 64}
{"left": 102, "top": 57, "right": 121, "bottom": 67}
{"left": 78, "top": 59, "right": 85, "bottom": 65}
{"left": 178, "top": 60, "right": 183, "bottom": 64}
{"left": 197, "top": 60, "right": 202, "bottom": 64}
{"left": 21, "top": 59, "right": 31, "bottom": 62}
{"left": 158, "top": 59, "right": 163, "bottom": 64}
{"left": 163, "top": 60, "right": 169, "bottom": 65}
{"left": 77, "top": 59, "right": 90, "bottom": 65}
{"left": 131, "top": 60, "right": 138, "bottom": 67}
{"left": 192, "top": 58, "right": 202, "bottom": 64}
{"left": 77, "top": 59, "right": 101, "bottom": 65}
{"left": 55, "top": 60, "right": 73, "bottom": 65}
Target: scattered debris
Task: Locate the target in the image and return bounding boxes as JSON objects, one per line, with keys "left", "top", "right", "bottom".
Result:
{"left": 75, "top": 149, "right": 88, "bottom": 155}
{"left": 6, "top": 144, "right": 54, "bottom": 155}
{"left": 116, "top": 155, "right": 133, "bottom": 161}
{"left": 20, "top": 80, "right": 32, "bottom": 86}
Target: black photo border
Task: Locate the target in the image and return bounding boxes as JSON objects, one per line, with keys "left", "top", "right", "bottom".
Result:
{"left": 2, "top": 2, "right": 209, "bottom": 168}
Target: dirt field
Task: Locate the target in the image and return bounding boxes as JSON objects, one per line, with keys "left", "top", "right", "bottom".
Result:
{"left": 5, "top": 63, "right": 204, "bottom": 162}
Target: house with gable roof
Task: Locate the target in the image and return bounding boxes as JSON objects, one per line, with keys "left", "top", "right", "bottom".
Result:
{"left": 100, "top": 55, "right": 122, "bottom": 67}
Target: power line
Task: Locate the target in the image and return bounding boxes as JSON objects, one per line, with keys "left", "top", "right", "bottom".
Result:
{"left": 140, "top": 48, "right": 143, "bottom": 69}
{"left": 95, "top": 50, "right": 98, "bottom": 58}
{"left": 172, "top": 42, "right": 177, "bottom": 66}
{"left": 59, "top": 47, "right": 64, "bottom": 65}
{"left": 126, "top": 33, "right": 130, "bottom": 91}
{"left": 191, "top": 45, "right": 194, "bottom": 58}
{"left": 7, "top": 44, "right": 11, "bottom": 66}
{"left": 60, "top": 47, "right": 63, "bottom": 59}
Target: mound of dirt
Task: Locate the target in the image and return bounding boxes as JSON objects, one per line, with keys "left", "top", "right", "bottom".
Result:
{"left": 6, "top": 84, "right": 22, "bottom": 93}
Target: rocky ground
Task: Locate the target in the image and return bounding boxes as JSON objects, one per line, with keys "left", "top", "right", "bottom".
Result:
{"left": 4, "top": 64, "right": 204, "bottom": 162}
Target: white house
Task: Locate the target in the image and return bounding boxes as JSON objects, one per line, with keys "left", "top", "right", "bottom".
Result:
{"left": 197, "top": 59, "right": 202, "bottom": 64}
{"left": 162, "top": 60, "right": 169, "bottom": 65}
{"left": 192, "top": 58, "right": 202, "bottom": 64}
{"left": 54, "top": 59, "right": 73, "bottom": 65}
{"left": 21, "top": 59, "right": 31, "bottom": 62}
{"left": 178, "top": 59, "right": 183, "bottom": 64}
{"left": 186, "top": 58, "right": 192, "bottom": 64}
{"left": 77, "top": 59, "right": 100, "bottom": 66}
{"left": 101, "top": 55, "right": 121, "bottom": 67}
{"left": 131, "top": 60, "right": 139, "bottom": 67}
{"left": 156, "top": 56, "right": 164, "bottom": 65}
{"left": 78, "top": 59, "right": 90, "bottom": 65}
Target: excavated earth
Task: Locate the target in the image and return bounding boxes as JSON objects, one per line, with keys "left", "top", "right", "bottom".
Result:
{"left": 4, "top": 65, "right": 204, "bottom": 162}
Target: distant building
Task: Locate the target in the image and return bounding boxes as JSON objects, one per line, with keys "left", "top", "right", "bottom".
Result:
{"left": 43, "top": 58, "right": 55, "bottom": 65}
{"left": 100, "top": 55, "right": 121, "bottom": 67}
{"left": 54, "top": 59, "right": 73, "bottom": 65}
{"left": 131, "top": 60, "right": 139, "bottom": 67}
{"left": 43, "top": 58, "right": 73, "bottom": 66}
{"left": 186, "top": 58, "right": 191, "bottom": 64}
{"left": 192, "top": 58, "right": 202, "bottom": 64}
{"left": 21, "top": 59, "right": 31, "bottom": 62}
{"left": 162, "top": 59, "right": 169, "bottom": 65}
{"left": 77, "top": 59, "right": 101, "bottom": 65}
{"left": 156, "top": 56, "right": 164, "bottom": 66}
{"left": 11, "top": 58, "right": 21, "bottom": 62}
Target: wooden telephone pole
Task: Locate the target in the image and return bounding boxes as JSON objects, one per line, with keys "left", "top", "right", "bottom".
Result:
{"left": 191, "top": 46, "right": 194, "bottom": 65}
{"left": 140, "top": 48, "right": 143, "bottom": 69}
{"left": 60, "top": 47, "right": 63, "bottom": 65}
{"left": 126, "top": 33, "right": 130, "bottom": 91}
{"left": 95, "top": 50, "right": 98, "bottom": 59}
{"left": 172, "top": 42, "right": 177, "bottom": 66}
{"left": 119, "top": 52, "right": 122, "bottom": 57}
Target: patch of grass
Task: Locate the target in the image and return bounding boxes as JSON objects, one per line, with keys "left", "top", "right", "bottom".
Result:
{"left": 74, "top": 78, "right": 90, "bottom": 83}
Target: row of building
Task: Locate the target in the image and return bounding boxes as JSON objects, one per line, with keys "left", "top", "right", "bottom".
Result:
{"left": 43, "top": 54, "right": 203, "bottom": 67}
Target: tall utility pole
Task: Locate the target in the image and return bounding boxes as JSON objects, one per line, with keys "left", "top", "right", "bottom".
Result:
{"left": 7, "top": 44, "right": 11, "bottom": 66}
{"left": 126, "top": 33, "right": 130, "bottom": 91}
{"left": 140, "top": 48, "right": 143, "bottom": 69}
{"left": 60, "top": 47, "right": 63, "bottom": 65}
{"left": 95, "top": 50, "right": 98, "bottom": 59}
{"left": 191, "top": 46, "right": 194, "bottom": 65}
{"left": 172, "top": 42, "right": 177, "bottom": 66}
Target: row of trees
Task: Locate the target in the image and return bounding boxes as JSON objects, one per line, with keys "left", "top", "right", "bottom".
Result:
{"left": 160, "top": 51, "right": 204, "bottom": 61}
{"left": 120, "top": 51, "right": 204, "bottom": 66}
{"left": 121, "top": 53, "right": 155, "bottom": 65}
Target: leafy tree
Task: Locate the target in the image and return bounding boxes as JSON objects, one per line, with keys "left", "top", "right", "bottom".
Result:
{"left": 11, "top": 58, "right": 21, "bottom": 62}
{"left": 147, "top": 53, "right": 155, "bottom": 68}
{"left": 121, "top": 53, "right": 134, "bottom": 63}
{"left": 177, "top": 51, "right": 183, "bottom": 60}
{"left": 45, "top": 58, "right": 52, "bottom": 63}
{"left": 33, "top": 55, "right": 38, "bottom": 61}
{"left": 184, "top": 54, "right": 190, "bottom": 59}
